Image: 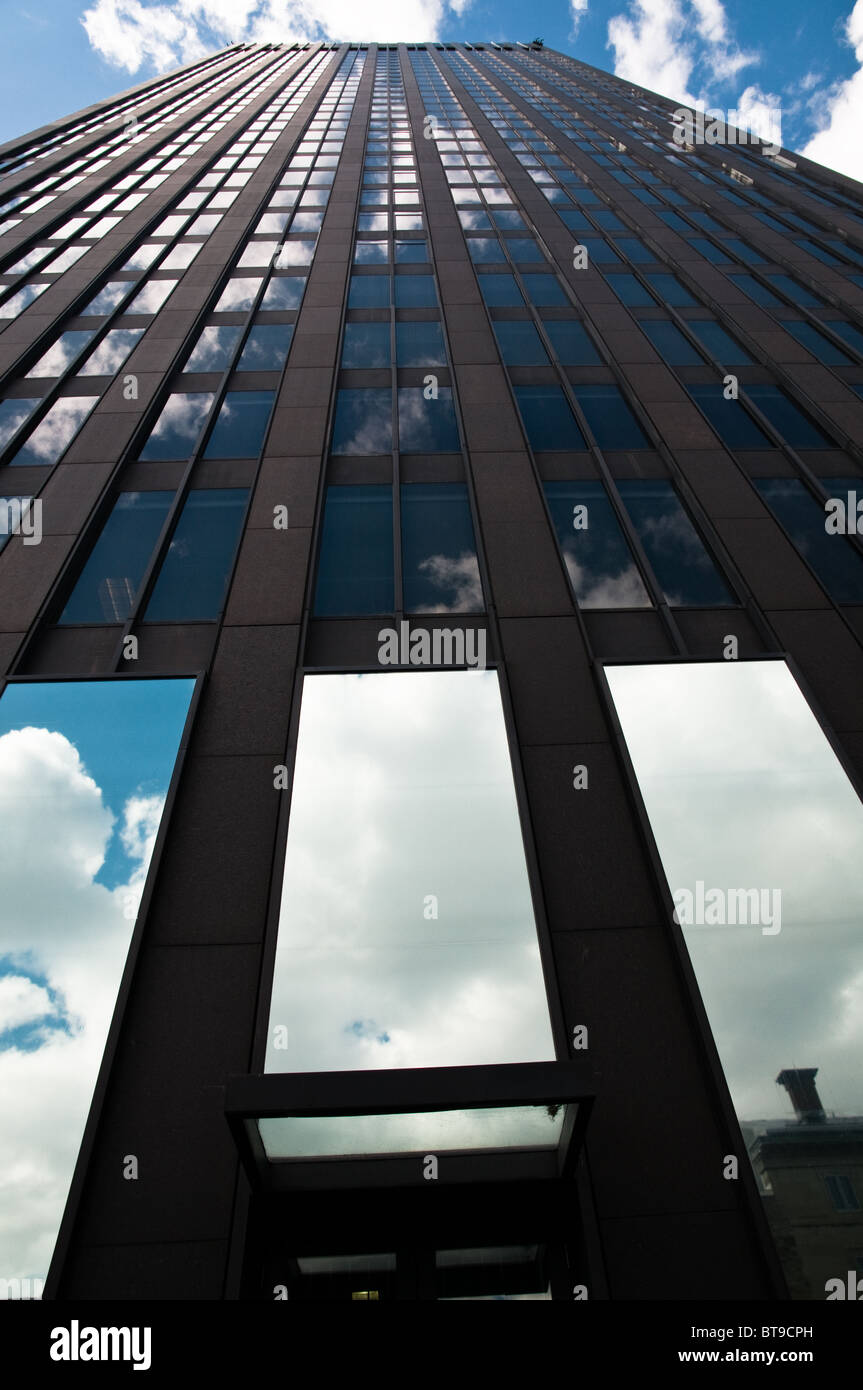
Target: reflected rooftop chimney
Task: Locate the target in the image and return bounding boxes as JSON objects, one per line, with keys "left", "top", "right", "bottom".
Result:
{"left": 777, "top": 1068, "right": 826, "bottom": 1123}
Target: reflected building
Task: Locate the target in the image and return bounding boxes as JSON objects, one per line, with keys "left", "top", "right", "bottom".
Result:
{"left": 0, "top": 40, "right": 862, "bottom": 1302}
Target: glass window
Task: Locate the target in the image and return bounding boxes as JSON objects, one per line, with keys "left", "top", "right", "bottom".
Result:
{"left": 60, "top": 491, "right": 174, "bottom": 623}
{"left": 260, "top": 275, "right": 306, "bottom": 310}
{"left": 478, "top": 272, "right": 523, "bottom": 306}
{"left": 745, "top": 384, "right": 835, "bottom": 449}
{"left": 572, "top": 384, "right": 649, "bottom": 449}
{"left": 729, "top": 274, "right": 787, "bottom": 309}
{"left": 236, "top": 325, "right": 293, "bottom": 372}
{"left": 354, "top": 240, "right": 389, "bottom": 264}
{"left": 0, "top": 678, "right": 195, "bottom": 1296}
{"left": 781, "top": 319, "right": 854, "bottom": 366}
{"left": 79, "top": 282, "right": 131, "bottom": 316}
{"left": 25, "top": 331, "right": 98, "bottom": 378}
{"left": 615, "top": 236, "right": 654, "bottom": 263}
{"left": 542, "top": 319, "right": 601, "bottom": 365}
{"left": 521, "top": 274, "right": 568, "bottom": 306}
{"left": 686, "top": 237, "right": 726, "bottom": 265}
{"left": 643, "top": 272, "right": 697, "bottom": 306}
{"left": 313, "top": 484, "right": 394, "bottom": 615}
{"left": 395, "top": 321, "right": 446, "bottom": 367}
{"left": 394, "top": 275, "right": 437, "bottom": 308}
{"left": 348, "top": 275, "right": 391, "bottom": 308}
{"left": 754, "top": 478, "right": 863, "bottom": 602}
{"left": 687, "top": 320, "right": 753, "bottom": 365}
{"left": 0, "top": 398, "right": 41, "bottom": 452}
{"left": 640, "top": 320, "right": 704, "bottom": 365}
{"left": 144, "top": 488, "right": 249, "bottom": 621}
{"left": 332, "top": 388, "right": 392, "bottom": 454}
{"left": 545, "top": 480, "right": 650, "bottom": 608}
{"left": 606, "top": 272, "right": 654, "bottom": 306}
{"left": 342, "top": 322, "right": 391, "bottom": 368}
{"left": 830, "top": 321, "right": 863, "bottom": 358}
{"left": 398, "top": 386, "right": 460, "bottom": 452}
{"left": 184, "top": 325, "right": 243, "bottom": 373}
{"left": 605, "top": 658, "right": 863, "bottom": 1301}
{"left": 507, "top": 237, "right": 545, "bottom": 263}
{"left": 493, "top": 321, "right": 549, "bottom": 366}
{"left": 8, "top": 397, "right": 97, "bottom": 467}
{"left": 214, "top": 278, "right": 262, "bottom": 312}
{"left": 77, "top": 329, "right": 144, "bottom": 377}
{"left": 264, "top": 670, "right": 555, "bottom": 1073}
{"left": 467, "top": 238, "right": 506, "bottom": 263}
{"left": 724, "top": 237, "right": 764, "bottom": 263}
{"left": 401, "top": 483, "right": 482, "bottom": 612}
{"left": 395, "top": 240, "right": 429, "bottom": 264}
{"left": 140, "top": 392, "right": 215, "bottom": 460}
{"left": 617, "top": 479, "right": 735, "bottom": 604}
{"left": 514, "top": 386, "right": 587, "bottom": 451}
{"left": 203, "top": 390, "right": 275, "bottom": 458}
{"left": 767, "top": 274, "right": 824, "bottom": 308}
{"left": 686, "top": 384, "right": 773, "bottom": 449}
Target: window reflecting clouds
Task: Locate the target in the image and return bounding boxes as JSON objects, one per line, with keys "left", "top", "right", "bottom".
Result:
{"left": 139, "top": 392, "right": 215, "bottom": 460}
{"left": 9, "top": 397, "right": 97, "bottom": 467}
{"left": 0, "top": 678, "right": 195, "bottom": 1292}
{"left": 545, "top": 481, "right": 650, "bottom": 608}
{"left": 265, "top": 671, "right": 555, "bottom": 1073}
{"left": 606, "top": 660, "right": 863, "bottom": 1299}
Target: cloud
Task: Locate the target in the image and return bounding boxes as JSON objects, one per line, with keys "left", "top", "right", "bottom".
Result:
{"left": 800, "top": 0, "right": 863, "bottom": 181}
{"left": 606, "top": 0, "right": 758, "bottom": 109}
{"left": 570, "top": 0, "right": 589, "bottom": 39}
{"left": 80, "top": 0, "right": 474, "bottom": 74}
{"left": 0, "top": 726, "right": 166, "bottom": 1289}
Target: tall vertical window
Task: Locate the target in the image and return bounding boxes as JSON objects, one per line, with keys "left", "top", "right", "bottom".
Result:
{"left": 264, "top": 671, "right": 555, "bottom": 1073}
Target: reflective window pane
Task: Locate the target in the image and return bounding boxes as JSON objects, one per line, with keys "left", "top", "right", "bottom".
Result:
{"left": 398, "top": 386, "right": 460, "bottom": 452}
{"left": 687, "top": 384, "right": 774, "bottom": 449}
{"left": 746, "top": 384, "right": 835, "bottom": 450}
{"left": 545, "top": 480, "right": 650, "bottom": 608}
{"left": 606, "top": 659, "right": 863, "bottom": 1301}
{"left": 515, "top": 386, "right": 587, "bottom": 451}
{"left": 264, "top": 671, "right": 555, "bottom": 1072}
{"left": 342, "top": 322, "right": 390, "bottom": 368}
{"left": 401, "top": 483, "right": 482, "bottom": 612}
{"left": 493, "top": 321, "right": 549, "bottom": 366}
{"left": 144, "top": 489, "right": 249, "bottom": 621}
{"left": 59, "top": 491, "right": 174, "bottom": 623}
{"left": 8, "top": 397, "right": 97, "bottom": 467}
{"left": 236, "top": 325, "right": 293, "bottom": 371}
{"left": 687, "top": 320, "right": 753, "bottom": 365}
{"left": 331, "top": 388, "right": 392, "bottom": 454}
{"left": 542, "top": 319, "right": 601, "bottom": 365}
{"left": 754, "top": 478, "right": 863, "bottom": 603}
{"left": 349, "top": 275, "right": 390, "bottom": 308}
{"left": 640, "top": 320, "right": 704, "bottom": 365}
{"left": 313, "top": 484, "right": 394, "bottom": 615}
{"left": 203, "top": 390, "right": 275, "bottom": 458}
{"left": 617, "top": 479, "right": 736, "bottom": 605}
{"left": 260, "top": 275, "right": 306, "bottom": 310}
{"left": 26, "top": 331, "right": 98, "bottom": 379}
{"left": 572, "top": 384, "right": 649, "bottom": 450}
{"left": 77, "top": 329, "right": 144, "bottom": 377}
{"left": 395, "top": 321, "right": 446, "bottom": 367}
{"left": 139, "top": 392, "right": 215, "bottom": 460}
{"left": 0, "top": 677, "right": 195, "bottom": 1290}
{"left": 183, "top": 325, "right": 243, "bottom": 373}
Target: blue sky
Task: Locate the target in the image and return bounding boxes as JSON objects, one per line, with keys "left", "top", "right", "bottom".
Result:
{"left": 2, "top": 2, "right": 863, "bottom": 179}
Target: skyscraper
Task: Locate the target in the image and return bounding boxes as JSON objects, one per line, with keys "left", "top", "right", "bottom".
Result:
{"left": 1, "top": 39, "right": 862, "bottom": 1305}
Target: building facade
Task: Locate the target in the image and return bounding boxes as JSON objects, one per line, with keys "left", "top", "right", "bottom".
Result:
{"left": 1, "top": 39, "right": 862, "bottom": 1303}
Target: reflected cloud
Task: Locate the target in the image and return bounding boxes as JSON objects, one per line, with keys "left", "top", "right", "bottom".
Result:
{"left": 265, "top": 671, "right": 555, "bottom": 1074}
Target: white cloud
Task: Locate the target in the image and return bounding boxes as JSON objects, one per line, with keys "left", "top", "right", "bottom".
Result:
{"left": 570, "top": 0, "right": 589, "bottom": 39}
{"left": 80, "top": 0, "right": 473, "bottom": 73}
{"left": 0, "top": 976, "right": 54, "bottom": 1034}
{"left": 801, "top": 0, "right": 863, "bottom": 181}
{"left": 606, "top": 0, "right": 758, "bottom": 110}
{"left": 0, "top": 727, "right": 165, "bottom": 1289}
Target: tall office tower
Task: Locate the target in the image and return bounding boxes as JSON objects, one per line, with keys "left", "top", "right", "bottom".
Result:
{"left": 1, "top": 39, "right": 862, "bottom": 1305}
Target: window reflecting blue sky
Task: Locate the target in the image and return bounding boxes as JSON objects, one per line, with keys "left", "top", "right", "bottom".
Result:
{"left": 0, "top": 678, "right": 195, "bottom": 1289}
